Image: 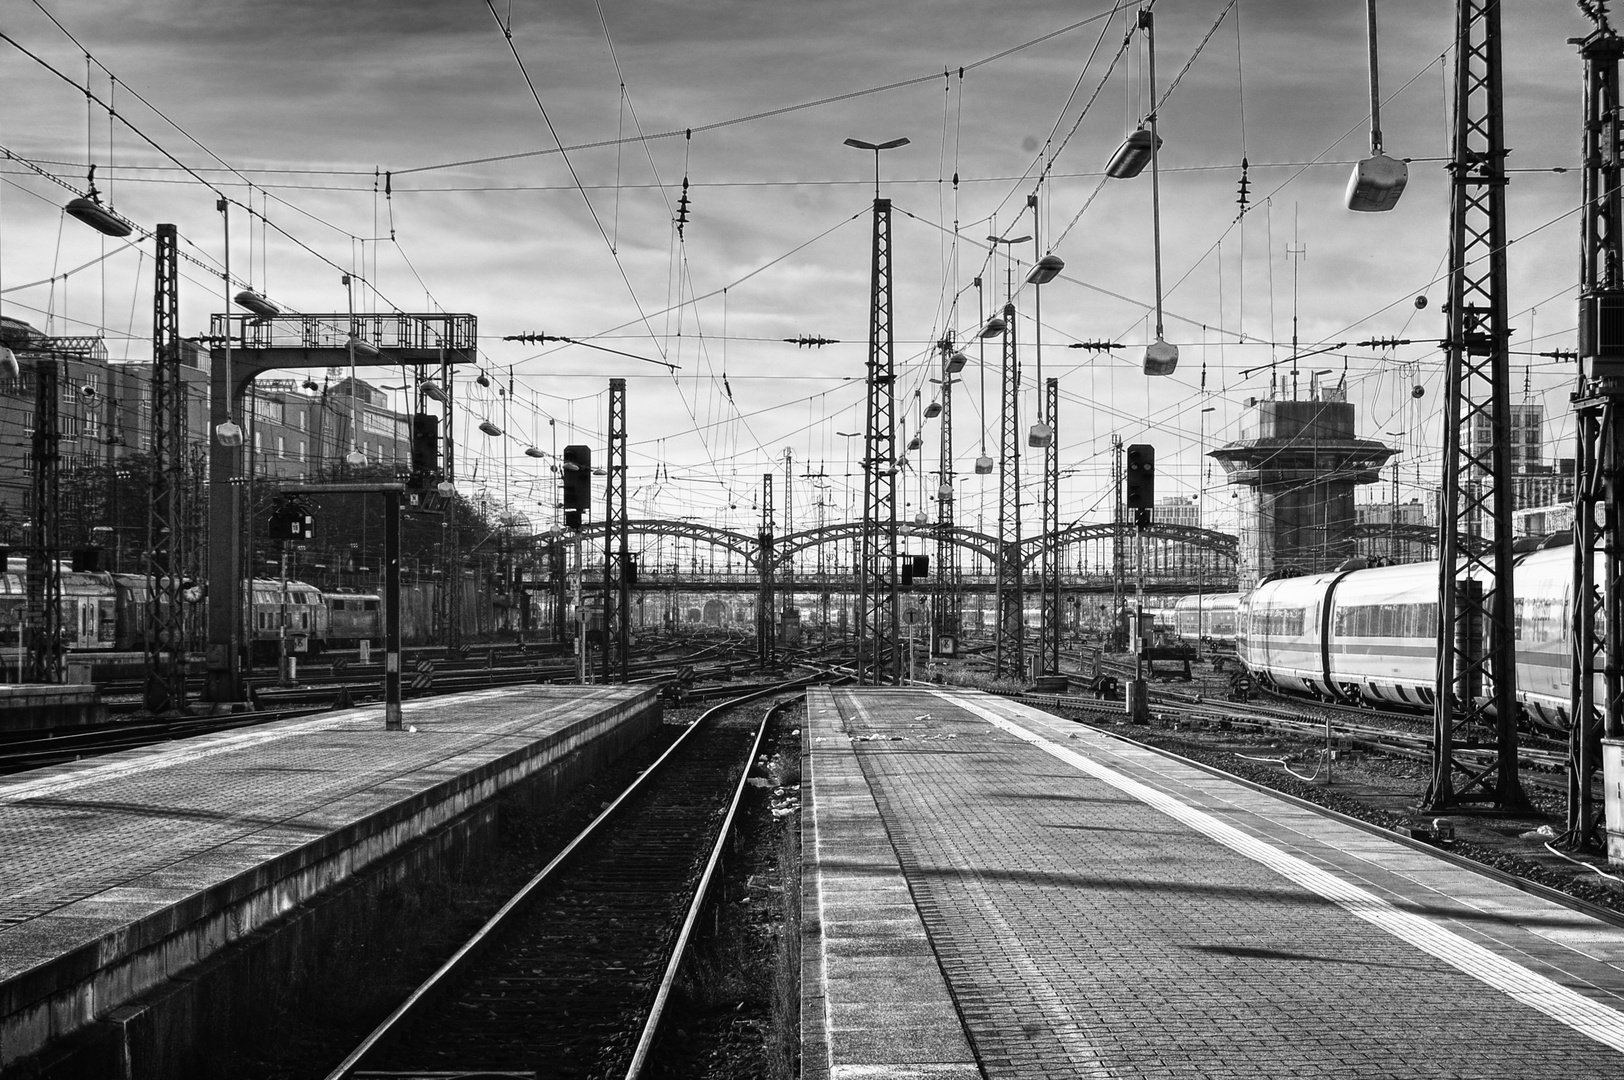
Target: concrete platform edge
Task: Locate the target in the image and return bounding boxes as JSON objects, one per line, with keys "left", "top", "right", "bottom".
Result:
{"left": 0, "top": 687, "right": 659, "bottom": 1072}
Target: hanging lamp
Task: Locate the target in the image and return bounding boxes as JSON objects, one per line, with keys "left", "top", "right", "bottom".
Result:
{"left": 1345, "top": 0, "right": 1407, "bottom": 211}
{"left": 234, "top": 289, "right": 280, "bottom": 319}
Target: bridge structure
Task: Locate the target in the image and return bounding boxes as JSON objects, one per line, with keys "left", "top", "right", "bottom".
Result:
{"left": 565, "top": 516, "right": 1245, "bottom": 639}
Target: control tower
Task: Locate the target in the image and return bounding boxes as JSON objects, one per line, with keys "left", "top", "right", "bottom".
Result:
{"left": 1209, "top": 389, "right": 1393, "bottom": 589}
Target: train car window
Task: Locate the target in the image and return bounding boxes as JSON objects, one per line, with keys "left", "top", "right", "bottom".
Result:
{"left": 365, "top": 600, "right": 379, "bottom": 611}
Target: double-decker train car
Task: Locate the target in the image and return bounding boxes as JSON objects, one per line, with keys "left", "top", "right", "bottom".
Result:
{"left": 1172, "top": 592, "right": 1240, "bottom": 647}
{"left": 1236, "top": 545, "right": 1581, "bottom": 733}
{"left": 0, "top": 569, "right": 119, "bottom": 650}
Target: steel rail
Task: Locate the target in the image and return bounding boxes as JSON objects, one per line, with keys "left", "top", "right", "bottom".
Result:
{"left": 622, "top": 696, "right": 792, "bottom": 1078}
{"left": 321, "top": 676, "right": 813, "bottom": 1080}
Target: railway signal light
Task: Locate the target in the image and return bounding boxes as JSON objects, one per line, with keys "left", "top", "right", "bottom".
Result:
{"left": 622, "top": 552, "right": 638, "bottom": 584}
{"left": 1125, "top": 444, "right": 1154, "bottom": 526}
{"left": 561, "top": 444, "right": 591, "bottom": 529}
{"left": 409, "top": 412, "right": 439, "bottom": 489}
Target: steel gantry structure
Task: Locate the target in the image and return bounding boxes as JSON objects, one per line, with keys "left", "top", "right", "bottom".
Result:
{"left": 145, "top": 224, "right": 188, "bottom": 713}
{"left": 603, "top": 377, "right": 630, "bottom": 682}
{"left": 1570, "top": 12, "right": 1624, "bottom": 855}
{"left": 1426, "top": 0, "right": 1529, "bottom": 812}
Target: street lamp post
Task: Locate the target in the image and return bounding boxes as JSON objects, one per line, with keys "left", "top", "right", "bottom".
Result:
{"left": 989, "top": 229, "right": 1031, "bottom": 680}
{"left": 845, "top": 135, "right": 909, "bottom": 685}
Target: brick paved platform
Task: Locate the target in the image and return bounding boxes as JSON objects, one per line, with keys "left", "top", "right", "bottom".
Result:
{"left": 802, "top": 687, "right": 1624, "bottom": 1079}
{"left": 0, "top": 684, "right": 657, "bottom": 1073}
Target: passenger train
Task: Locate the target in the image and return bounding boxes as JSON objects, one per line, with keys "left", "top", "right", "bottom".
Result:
{"left": 1221, "top": 545, "right": 1577, "bottom": 733}
{"left": 0, "top": 566, "right": 491, "bottom": 659}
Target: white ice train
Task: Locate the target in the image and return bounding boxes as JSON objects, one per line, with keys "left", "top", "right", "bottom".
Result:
{"left": 1235, "top": 544, "right": 1577, "bottom": 733}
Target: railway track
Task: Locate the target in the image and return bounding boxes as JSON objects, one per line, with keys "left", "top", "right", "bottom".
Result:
{"left": 322, "top": 680, "right": 810, "bottom": 1080}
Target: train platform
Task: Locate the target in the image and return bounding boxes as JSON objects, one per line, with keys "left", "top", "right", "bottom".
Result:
{"left": 802, "top": 686, "right": 1624, "bottom": 1079}
{"left": 0, "top": 683, "right": 659, "bottom": 1075}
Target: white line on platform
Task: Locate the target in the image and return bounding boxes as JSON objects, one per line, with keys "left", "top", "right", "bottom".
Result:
{"left": 943, "top": 693, "right": 1624, "bottom": 1056}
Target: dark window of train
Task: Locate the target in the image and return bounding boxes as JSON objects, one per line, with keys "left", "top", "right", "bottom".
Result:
{"left": 364, "top": 600, "right": 379, "bottom": 611}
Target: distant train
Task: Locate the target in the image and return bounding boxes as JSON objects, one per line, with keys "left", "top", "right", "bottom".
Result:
{"left": 0, "top": 568, "right": 497, "bottom": 659}
{"left": 1233, "top": 545, "right": 1577, "bottom": 733}
{"left": 1172, "top": 592, "right": 1241, "bottom": 647}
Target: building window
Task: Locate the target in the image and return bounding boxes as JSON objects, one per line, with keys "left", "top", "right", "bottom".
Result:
{"left": 277, "top": 435, "right": 286, "bottom": 459}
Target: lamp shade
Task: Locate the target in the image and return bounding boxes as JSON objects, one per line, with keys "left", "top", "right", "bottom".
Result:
{"left": 421, "top": 382, "right": 448, "bottom": 404}
{"left": 0, "top": 346, "right": 17, "bottom": 381}
{"left": 974, "top": 455, "right": 994, "bottom": 475}
{"left": 65, "top": 196, "right": 133, "bottom": 237}
{"left": 1143, "top": 337, "right": 1179, "bottom": 376}
{"left": 215, "top": 420, "right": 245, "bottom": 448}
{"left": 924, "top": 401, "right": 942, "bottom": 419}
{"left": 234, "top": 289, "right": 281, "bottom": 318}
{"left": 479, "top": 420, "right": 504, "bottom": 437}
{"left": 1027, "top": 422, "right": 1053, "bottom": 449}
{"left": 1345, "top": 152, "right": 1408, "bottom": 212}
{"left": 979, "top": 316, "right": 1006, "bottom": 339}
{"left": 946, "top": 350, "right": 968, "bottom": 374}
{"left": 1026, "top": 253, "right": 1065, "bottom": 285}
{"left": 1105, "top": 128, "right": 1162, "bottom": 179}
{"left": 347, "top": 333, "right": 380, "bottom": 356}
{"left": 524, "top": 446, "right": 547, "bottom": 459}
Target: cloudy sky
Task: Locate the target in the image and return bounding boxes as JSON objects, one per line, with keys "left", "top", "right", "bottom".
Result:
{"left": 0, "top": 0, "right": 1595, "bottom": 538}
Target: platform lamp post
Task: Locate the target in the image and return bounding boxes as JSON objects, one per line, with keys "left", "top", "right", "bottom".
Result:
{"left": 988, "top": 230, "right": 1030, "bottom": 680}
{"left": 846, "top": 135, "right": 909, "bottom": 684}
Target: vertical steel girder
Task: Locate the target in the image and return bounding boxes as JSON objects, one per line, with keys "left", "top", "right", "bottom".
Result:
{"left": 25, "top": 356, "right": 62, "bottom": 684}
{"left": 933, "top": 339, "right": 959, "bottom": 652}
{"left": 996, "top": 302, "right": 1023, "bottom": 679}
{"left": 1427, "top": 0, "right": 1529, "bottom": 812}
{"left": 858, "top": 197, "right": 899, "bottom": 685}
{"left": 1112, "top": 435, "right": 1125, "bottom": 649}
{"left": 759, "top": 472, "right": 776, "bottom": 669}
{"left": 146, "top": 224, "right": 187, "bottom": 712}
{"left": 1568, "top": 25, "right": 1624, "bottom": 846}
{"left": 604, "top": 377, "right": 629, "bottom": 681}
{"left": 1041, "top": 377, "right": 1060, "bottom": 674}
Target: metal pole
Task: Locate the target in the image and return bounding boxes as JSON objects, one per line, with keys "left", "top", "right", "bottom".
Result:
{"left": 278, "top": 548, "right": 291, "bottom": 687}
{"left": 385, "top": 490, "right": 402, "bottom": 730}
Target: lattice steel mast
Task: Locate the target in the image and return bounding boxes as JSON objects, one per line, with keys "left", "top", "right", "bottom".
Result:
{"left": 858, "top": 196, "right": 900, "bottom": 685}
{"left": 146, "top": 224, "right": 187, "bottom": 712}
{"left": 996, "top": 300, "right": 1023, "bottom": 679}
{"left": 933, "top": 338, "right": 960, "bottom": 653}
{"left": 603, "top": 377, "right": 629, "bottom": 682}
{"left": 25, "top": 354, "right": 62, "bottom": 684}
{"left": 1426, "top": 0, "right": 1530, "bottom": 812}
{"left": 759, "top": 472, "right": 776, "bottom": 670}
{"left": 1568, "top": 11, "right": 1624, "bottom": 850}
{"left": 1041, "top": 377, "right": 1060, "bottom": 674}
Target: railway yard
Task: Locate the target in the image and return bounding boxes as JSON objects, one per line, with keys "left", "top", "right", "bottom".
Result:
{"left": 6, "top": 636, "right": 1624, "bottom": 1079}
